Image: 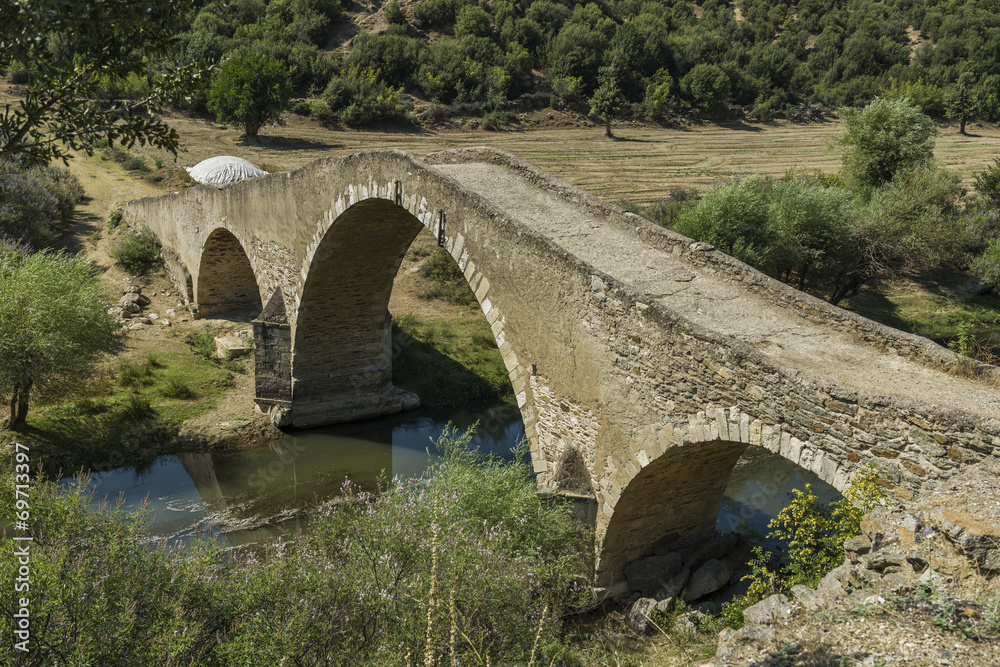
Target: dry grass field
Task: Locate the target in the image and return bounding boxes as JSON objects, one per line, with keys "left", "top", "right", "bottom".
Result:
{"left": 143, "top": 107, "right": 1000, "bottom": 205}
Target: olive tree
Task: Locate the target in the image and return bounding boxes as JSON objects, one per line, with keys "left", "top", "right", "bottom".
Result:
{"left": 0, "top": 0, "right": 205, "bottom": 163}
{"left": 208, "top": 53, "right": 294, "bottom": 139}
{"left": 0, "top": 243, "right": 120, "bottom": 428}
{"left": 588, "top": 77, "right": 626, "bottom": 138}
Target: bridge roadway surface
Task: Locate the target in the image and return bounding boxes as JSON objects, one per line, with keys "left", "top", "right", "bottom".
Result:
{"left": 432, "top": 160, "right": 1000, "bottom": 421}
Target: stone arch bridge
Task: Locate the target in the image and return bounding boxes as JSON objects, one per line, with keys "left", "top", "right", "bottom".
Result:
{"left": 123, "top": 148, "right": 1000, "bottom": 586}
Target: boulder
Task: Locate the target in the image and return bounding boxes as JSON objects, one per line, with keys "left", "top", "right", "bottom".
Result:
{"left": 624, "top": 552, "right": 683, "bottom": 597}
{"left": 682, "top": 533, "right": 740, "bottom": 571}
{"left": 653, "top": 569, "right": 690, "bottom": 612}
{"left": 790, "top": 584, "right": 826, "bottom": 612}
{"left": 683, "top": 559, "right": 732, "bottom": 601}
{"left": 627, "top": 597, "right": 658, "bottom": 634}
{"left": 843, "top": 534, "right": 872, "bottom": 559}
{"left": 122, "top": 300, "right": 142, "bottom": 314}
{"left": 743, "top": 593, "right": 791, "bottom": 626}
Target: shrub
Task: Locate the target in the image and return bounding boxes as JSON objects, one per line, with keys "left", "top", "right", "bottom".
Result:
{"left": 0, "top": 158, "right": 60, "bottom": 249}
{"left": 973, "top": 157, "right": 1000, "bottom": 210}
{"left": 421, "top": 248, "right": 477, "bottom": 307}
{"left": 3, "top": 428, "right": 590, "bottom": 664}
{"left": 644, "top": 69, "right": 674, "bottom": 120}
{"left": 837, "top": 97, "right": 937, "bottom": 193}
{"left": 384, "top": 0, "right": 406, "bottom": 24}
{"left": 111, "top": 227, "right": 162, "bottom": 275}
{"left": 323, "top": 65, "right": 413, "bottom": 126}
{"left": 674, "top": 175, "right": 776, "bottom": 269}
{"left": 208, "top": 53, "right": 294, "bottom": 138}
{"left": 161, "top": 377, "right": 197, "bottom": 399}
{"left": 681, "top": 63, "right": 731, "bottom": 114}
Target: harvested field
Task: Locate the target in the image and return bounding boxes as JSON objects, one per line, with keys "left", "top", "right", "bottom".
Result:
{"left": 144, "top": 107, "right": 1000, "bottom": 205}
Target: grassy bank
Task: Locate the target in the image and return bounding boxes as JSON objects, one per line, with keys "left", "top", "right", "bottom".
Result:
{"left": 1, "top": 334, "right": 241, "bottom": 475}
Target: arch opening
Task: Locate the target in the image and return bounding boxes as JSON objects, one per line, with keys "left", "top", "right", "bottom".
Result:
{"left": 289, "top": 196, "right": 519, "bottom": 432}
{"left": 196, "top": 228, "right": 263, "bottom": 318}
{"left": 291, "top": 199, "right": 427, "bottom": 428}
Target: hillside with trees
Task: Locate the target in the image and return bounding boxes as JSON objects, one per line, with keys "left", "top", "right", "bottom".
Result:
{"left": 7, "top": 0, "right": 1000, "bottom": 128}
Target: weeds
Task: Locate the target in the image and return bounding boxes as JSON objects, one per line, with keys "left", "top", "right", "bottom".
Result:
{"left": 186, "top": 324, "right": 216, "bottom": 359}
{"left": 160, "top": 378, "right": 196, "bottom": 399}
{"left": 421, "top": 248, "right": 478, "bottom": 308}
{"left": 111, "top": 227, "right": 162, "bottom": 275}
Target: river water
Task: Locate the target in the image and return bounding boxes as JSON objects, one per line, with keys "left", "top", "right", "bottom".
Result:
{"left": 70, "top": 403, "right": 838, "bottom": 548}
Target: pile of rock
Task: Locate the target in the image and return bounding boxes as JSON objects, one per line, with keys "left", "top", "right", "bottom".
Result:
{"left": 625, "top": 532, "right": 753, "bottom": 633}
{"left": 108, "top": 285, "right": 175, "bottom": 331}
{"left": 709, "top": 496, "right": 1000, "bottom": 666}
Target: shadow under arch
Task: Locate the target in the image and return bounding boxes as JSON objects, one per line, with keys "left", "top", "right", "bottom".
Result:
{"left": 290, "top": 198, "right": 429, "bottom": 428}
{"left": 196, "top": 227, "right": 263, "bottom": 318}
{"left": 597, "top": 438, "right": 749, "bottom": 584}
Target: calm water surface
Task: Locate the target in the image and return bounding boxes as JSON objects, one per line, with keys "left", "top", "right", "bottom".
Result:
{"left": 70, "top": 403, "right": 838, "bottom": 548}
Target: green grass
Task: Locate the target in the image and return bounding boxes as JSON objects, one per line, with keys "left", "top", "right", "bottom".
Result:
{"left": 392, "top": 313, "right": 511, "bottom": 407}
{"left": 842, "top": 271, "right": 1000, "bottom": 360}
{"left": 9, "top": 349, "right": 231, "bottom": 474}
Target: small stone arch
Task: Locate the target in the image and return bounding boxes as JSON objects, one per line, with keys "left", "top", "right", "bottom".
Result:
{"left": 196, "top": 227, "right": 262, "bottom": 318}
{"left": 595, "top": 407, "right": 853, "bottom": 585}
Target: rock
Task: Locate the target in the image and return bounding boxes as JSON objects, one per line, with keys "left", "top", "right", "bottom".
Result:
{"left": 672, "top": 610, "right": 705, "bottom": 635}
{"left": 683, "top": 559, "right": 732, "bottom": 601}
{"left": 148, "top": 312, "right": 159, "bottom": 320}
{"left": 107, "top": 307, "right": 125, "bottom": 319}
{"left": 269, "top": 407, "right": 292, "bottom": 428}
{"left": 790, "top": 584, "right": 826, "bottom": 612}
{"left": 743, "top": 594, "right": 790, "bottom": 626}
{"left": 818, "top": 563, "right": 853, "bottom": 597}
{"left": 682, "top": 533, "right": 741, "bottom": 571}
{"left": 653, "top": 569, "right": 690, "bottom": 612}
{"left": 716, "top": 626, "right": 777, "bottom": 664}
{"left": 694, "top": 600, "right": 719, "bottom": 615}
{"left": 627, "top": 597, "right": 658, "bottom": 634}
{"left": 929, "top": 508, "right": 1000, "bottom": 571}
{"left": 159, "top": 319, "right": 171, "bottom": 327}
{"left": 165, "top": 308, "right": 177, "bottom": 318}
{"left": 625, "top": 552, "right": 683, "bottom": 597}
{"left": 134, "top": 317, "right": 152, "bottom": 326}
{"left": 862, "top": 552, "right": 908, "bottom": 573}
{"left": 128, "top": 322, "right": 147, "bottom": 331}
{"left": 214, "top": 334, "right": 251, "bottom": 360}
{"left": 844, "top": 534, "right": 873, "bottom": 559}
{"left": 122, "top": 300, "right": 142, "bottom": 313}
{"left": 136, "top": 293, "right": 151, "bottom": 306}
{"left": 123, "top": 285, "right": 141, "bottom": 295}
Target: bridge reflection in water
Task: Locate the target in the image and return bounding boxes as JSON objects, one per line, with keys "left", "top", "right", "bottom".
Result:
{"left": 70, "top": 403, "right": 524, "bottom": 548}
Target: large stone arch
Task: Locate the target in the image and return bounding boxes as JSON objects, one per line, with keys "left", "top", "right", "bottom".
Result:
{"left": 196, "top": 227, "right": 262, "bottom": 317}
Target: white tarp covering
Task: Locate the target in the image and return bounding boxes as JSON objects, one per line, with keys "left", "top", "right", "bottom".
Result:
{"left": 185, "top": 156, "right": 268, "bottom": 185}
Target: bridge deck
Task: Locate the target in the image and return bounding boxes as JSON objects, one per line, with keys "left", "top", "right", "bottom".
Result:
{"left": 433, "top": 161, "right": 1000, "bottom": 421}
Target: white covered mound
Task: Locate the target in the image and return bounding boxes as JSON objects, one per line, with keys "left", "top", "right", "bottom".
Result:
{"left": 185, "top": 156, "right": 268, "bottom": 185}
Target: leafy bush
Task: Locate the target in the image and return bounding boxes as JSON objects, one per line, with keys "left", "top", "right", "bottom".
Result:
{"left": 1, "top": 428, "right": 590, "bottom": 665}
{"left": 743, "top": 464, "right": 888, "bottom": 603}
{"left": 323, "top": 65, "right": 413, "bottom": 126}
{"left": 0, "top": 158, "right": 84, "bottom": 249}
{"left": 674, "top": 175, "right": 776, "bottom": 269}
{"left": 973, "top": 157, "right": 1000, "bottom": 211}
{"left": 681, "top": 64, "right": 731, "bottom": 114}
{"left": 837, "top": 97, "right": 938, "bottom": 193}
{"left": 421, "top": 247, "right": 477, "bottom": 307}
{"left": 111, "top": 227, "right": 162, "bottom": 275}
{"left": 384, "top": 0, "right": 406, "bottom": 25}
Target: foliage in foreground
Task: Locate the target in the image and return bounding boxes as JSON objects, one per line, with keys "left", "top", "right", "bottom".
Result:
{"left": 0, "top": 243, "right": 120, "bottom": 428}
{"left": 729, "top": 465, "right": 888, "bottom": 618}
{"left": 0, "top": 428, "right": 591, "bottom": 666}
{"left": 0, "top": 157, "right": 83, "bottom": 249}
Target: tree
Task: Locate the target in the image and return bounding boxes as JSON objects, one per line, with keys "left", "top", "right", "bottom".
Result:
{"left": 0, "top": 243, "right": 120, "bottom": 428}
{"left": 0, "top": 0, "right": 206, "bottom": 163}
{"left": 589, "top": 77, "right": 626, "bottom": 138}
{"left": 681, "top": 64, "right": 731, "bottom": 115}
{"left": 208, "top": 53, "right": 294, "bottom": 139}
{"left": 837, "top": 97, "right": 937, "bottom": 192}
{"left": 945, "top": 71, "right": 982, "bottom": 135}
